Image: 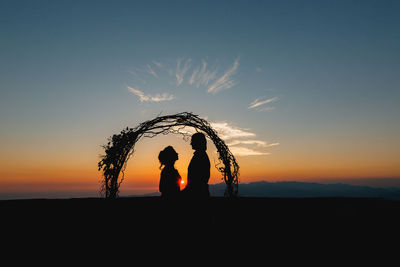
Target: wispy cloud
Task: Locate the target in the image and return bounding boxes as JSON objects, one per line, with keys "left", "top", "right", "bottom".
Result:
{"left": 229, "top": 147, "right": 270, "bottom": 156}
{"left": 176, "top": 58, "right": 192, "bottom": 86}
{"left": 227, "top": 140, "right": 280, "bottom": 148}
{"left": 248, "top": 96, "right": 278, "bottom": 109}
{"left": 129, "top": 57, "right": 240, "bottom": 95}
{"left": 209, "top": 120, "right": 279, "bottom": 156}
{"left": 207, "top": 57, "right": 239, "bottom": 94}
{"left": 189, "top": 60, "right": 217, "bottom": 88}
{"left": 146, "top": 64, "right": 158, "bottom": 78}
{"left": 127, "top": 86, "right": 175, "bottom": 102}
{"left": 152, "top": 61, "right": 163, "bottom": 68}
{"left": 210, "top": 121, "right": 255, "bottom": 140}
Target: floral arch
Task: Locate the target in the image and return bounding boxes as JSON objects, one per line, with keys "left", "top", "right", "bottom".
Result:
{"left": 98, "top": 112, "right": 239, "bottom": 198}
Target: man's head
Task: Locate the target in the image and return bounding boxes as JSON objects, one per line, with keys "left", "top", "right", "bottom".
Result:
{"left": 191, "top": 132, "right": 207, "bottom": 151}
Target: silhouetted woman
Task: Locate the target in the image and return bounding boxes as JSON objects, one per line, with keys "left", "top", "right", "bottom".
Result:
{"left": 158, "top": 146, "right": 181, "bottom": 198}
{"left": 184, "top": 133, "right": 211, "bottom": 198}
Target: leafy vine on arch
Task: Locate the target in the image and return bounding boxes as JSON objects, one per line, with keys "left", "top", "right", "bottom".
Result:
{"left": 98, "top": 112, "right": 239, "bottom": 198}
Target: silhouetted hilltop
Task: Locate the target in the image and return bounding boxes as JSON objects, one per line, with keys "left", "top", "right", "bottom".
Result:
{"left": 209, "top": 181, "right": 400, "bottom": 199}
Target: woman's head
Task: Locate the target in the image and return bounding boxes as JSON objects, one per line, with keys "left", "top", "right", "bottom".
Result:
{"left": 191, "top": 132, "right": 207, "bottom": 151}
{"left": 158, "top": 146, "right": 179, "bottom": 168}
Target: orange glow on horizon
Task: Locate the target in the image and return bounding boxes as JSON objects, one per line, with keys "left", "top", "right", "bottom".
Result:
{"left": 1, "top": 131, "right": 399, "bottom": 196}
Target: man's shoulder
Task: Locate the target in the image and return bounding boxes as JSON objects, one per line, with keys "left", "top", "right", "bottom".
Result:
{"left": 194, "top": 150, "right": 209, "bottom": 157}
{"left": 195, "top": 151, "right": 210, "bottom": 164}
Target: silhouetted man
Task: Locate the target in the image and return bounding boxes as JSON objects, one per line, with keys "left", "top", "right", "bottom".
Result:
{"left": 184, "top": 133, "right": 210, "bottom": 198}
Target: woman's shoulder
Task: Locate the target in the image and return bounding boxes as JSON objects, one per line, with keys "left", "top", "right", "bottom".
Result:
{"left": 173, "top": 168, "right": 180, "bottom": 176}
{"left": 160, "top": 167, "right": 167, "bottom": 176}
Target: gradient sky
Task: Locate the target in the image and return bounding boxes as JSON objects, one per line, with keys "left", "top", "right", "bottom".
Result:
{"left": 1, "top": 0, "right": 400, "bottom": 198}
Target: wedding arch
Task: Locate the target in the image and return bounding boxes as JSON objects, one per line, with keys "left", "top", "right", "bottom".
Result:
{"left": 98, "top": 112, "right": 239, "bottom": 198}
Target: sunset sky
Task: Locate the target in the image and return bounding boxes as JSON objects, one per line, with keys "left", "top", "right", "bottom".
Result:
{"left": 1, "top": 0, "right": 400, "bottom": 198}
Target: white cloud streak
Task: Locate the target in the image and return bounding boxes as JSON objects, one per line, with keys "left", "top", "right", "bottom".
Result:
{"left": 207, "top": 57, "right": 239, "bottom": 94}
{"left": 146, "top": 64, "right": 158, "bottom": 78}
{"left": 127, "top": 86, "right": 175, "bottom": 102}
{"left": 152, "top": 61, "right": 163, "bottom": 68}
{"left": 209, "top": 120, "right": 279, "bottom": 156}
{"left": 229, "top": 147, "right": 270, "bottom": 156}
{"left": 189, "top": 60, "right": 217, "bottom": 88}
{"left": 248, "top": 96, "right": 278, "bottom": 109}
{"left": 210, "top": 121, "right": 255, "bottom": 140}
{"left": 176, "top": 58, "right": 192, "bottom": 86}
{"left": 227, "top": 140, "right": 280, "bottom": 148}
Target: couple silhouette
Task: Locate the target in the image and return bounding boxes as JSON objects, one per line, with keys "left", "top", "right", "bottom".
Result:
{"left": 158, "top": 133, "right": 210, "bottom": 199}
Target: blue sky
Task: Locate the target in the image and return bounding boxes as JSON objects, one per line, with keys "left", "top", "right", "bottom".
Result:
{"left": 1, "top": 0, "right": 400, "bottom": 197}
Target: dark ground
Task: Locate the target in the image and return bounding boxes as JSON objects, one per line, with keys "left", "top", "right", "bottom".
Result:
{"left": 2, "top": 197, "right": 399, "bottom": 260}
{"left": 2, "top": 197, "right": 399, "bottom": 232}
{"left": 2, "top": 197, "right": 398, "bottom": 262}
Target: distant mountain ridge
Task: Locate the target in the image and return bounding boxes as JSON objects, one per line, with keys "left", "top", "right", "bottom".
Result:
{"left": 209, "top": 181, "right": 400, "bottom": 200}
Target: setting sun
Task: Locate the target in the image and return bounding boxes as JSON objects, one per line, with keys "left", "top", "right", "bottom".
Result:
{"left": 180, "top": 179, "right": 185, "bottom": 190}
